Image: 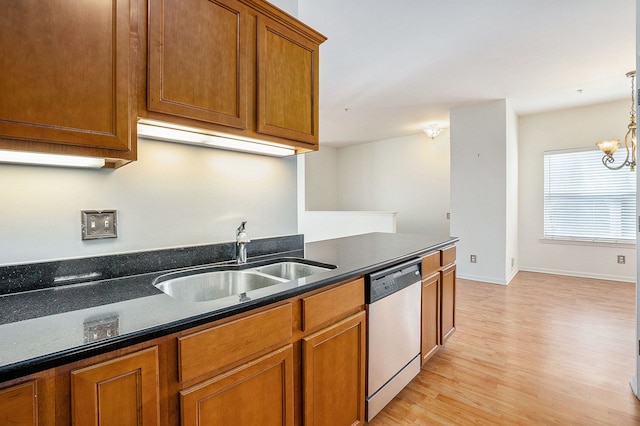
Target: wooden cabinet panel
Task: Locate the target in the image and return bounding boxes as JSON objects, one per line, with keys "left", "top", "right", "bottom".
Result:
{"left": 0, "top": 0, "right": 136, "bottom": 164}
{"left": 148, "top": 0, "right": 248, "bottom": 128}
{"left": 441, "top": 264, "right": 456, "bottom": 343}
{"left": 257, "top": 15, "right": 320, "bottom": 145}
{"left": 178, "top": 303, "right": 292, "bottom": 382}
{"left": 71, "top": 346, "right": 159, "bottom": 426}
{"left": 441, "top": 245, "right": 456, "bottom": 267}
{"left": 180, "top": 345, "right": 294, "bottom": 426}
{"left": 302, "top": 311, "right": 366, "bottom": 426}
{"left": 422, "top": 252, "right": 440, "bottom": 277}
{"left": 301, "top": 278, "right": 364, "bottom": 332}
{"left": 421, "top": 272, "right": 440, "bottom": 365}
{"left": 0, "top": 381, "right": 37, "bottom": 425}
{"left": 140, "top": 0, "right": 325, "bottom": 152}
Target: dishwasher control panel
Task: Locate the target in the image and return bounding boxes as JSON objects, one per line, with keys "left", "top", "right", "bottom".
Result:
{"left": 366, "top": 259, "right": 421, "bottom": 303}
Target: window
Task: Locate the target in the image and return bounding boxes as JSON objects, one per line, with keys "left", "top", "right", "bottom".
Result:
{"left": 543, "top": 148, "right": 636, "bottom": 243}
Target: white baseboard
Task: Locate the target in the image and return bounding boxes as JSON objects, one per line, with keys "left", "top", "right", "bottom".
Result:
{"left": 456, "top": 273, "right": 509, "bottom": 285}
{"left": 518, "top": 266, "right": 635, "bottom": 283}
{"left": 458, "top": 266, "right": 634, "bottom": 285}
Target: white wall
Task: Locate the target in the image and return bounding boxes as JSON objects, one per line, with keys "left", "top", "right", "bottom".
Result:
{"left": 634, "top": 0, "right": 640, "bottom": 397}
{"left": 270, "top": 0, "right": 298, "bottom": 16}
{"left": 299, "top": 147, "right": 397, "bottom": 240}
{"left": 450, "top": 100, "right": 515, "bottom": 285}
{"left": 334, "top": 133, "right": 451, "bottom": 235}
{"left": 301, "top": 211, "right": 396, "bottom": 242}
{"left": 305, "top": 146, "right": 339, "bottom": 210}
{"left": 505, "top": 104, "right": 519, "bottom": 282}
{"left": 305, "top": 99, "right": 634, "bottom": 284}
{"left": 519, "top": 99, "right": 635, "bottom": 282}
{"left": 0, "top": 138, "right": 298, "bottom": 265}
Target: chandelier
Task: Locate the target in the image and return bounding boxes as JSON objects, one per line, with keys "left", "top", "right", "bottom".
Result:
{"left": 423, "top": 125, "right": 443, "bottom": 139}
{"left": 596, "top": 71, "right": 637, "bottom": 171}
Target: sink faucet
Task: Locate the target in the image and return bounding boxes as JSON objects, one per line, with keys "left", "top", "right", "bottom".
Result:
{"left": 235, "top": 221, "right": 251, "bottom": 264}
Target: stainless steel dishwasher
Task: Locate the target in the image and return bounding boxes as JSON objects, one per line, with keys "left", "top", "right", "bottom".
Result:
{"left": 365, "top": 258, "right": 422, "bottom": 421}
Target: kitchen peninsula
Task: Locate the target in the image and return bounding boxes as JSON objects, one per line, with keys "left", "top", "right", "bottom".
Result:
{"left": 0, "top": 232, "right": 457, "bottom": 424}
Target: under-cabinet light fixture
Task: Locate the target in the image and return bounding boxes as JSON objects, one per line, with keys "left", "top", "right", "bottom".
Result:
{"left": 0, "top": 150, "right": 106, "bottom": 169}
{"left": 137, "top": 122, "right": 296, "bottom": 157}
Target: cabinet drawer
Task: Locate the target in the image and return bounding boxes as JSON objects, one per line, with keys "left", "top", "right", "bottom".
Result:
{"left": 422, "top": 252, "right": 440, "bottom": 277}
{"left": 441, "top": 246, "right": 456, "bottom": 267}
{"left": 178, "top": 303, "right": 292, "bottom": 382}
{"left": 0, "top": 380, "right": 37, "bottom": 425}
{"left": 301, "top": 278, "right": 364, "bottom": 332}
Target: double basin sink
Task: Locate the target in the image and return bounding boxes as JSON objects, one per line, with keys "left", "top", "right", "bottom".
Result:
{"left": 153, "top": 259, "right": 336, "bottom": 303}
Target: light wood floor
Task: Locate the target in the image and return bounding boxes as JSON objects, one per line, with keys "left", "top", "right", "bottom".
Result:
{"left": 369, "top": 271, "right": 640, "bottom": 425}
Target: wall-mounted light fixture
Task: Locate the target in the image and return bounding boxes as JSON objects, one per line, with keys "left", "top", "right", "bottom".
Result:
{"left": 596, "top": 70, "right": 636, "bottom": 171}
{"left": 137, "top": 121, "right": 296, "bottom": 157}
{"left": 423, "top": 125, "right": 444, "bottom": 140}
{"left": 0, "top": 149, "right": 106, "bottom": 169}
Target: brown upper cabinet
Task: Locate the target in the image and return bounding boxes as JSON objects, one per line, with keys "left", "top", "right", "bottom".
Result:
{"left": 147, "top": 0, "right": 250, "bottom": 130}
{"left": 0, "top": 0, "right": 325, "bottom": 169}
{"left": 256, "top": 14, "right": 320, "bottom": 144}
{"left": 141, "top": 0, "right": 326, "bottom": 152}
{"left": 0, "top": 0, "right": 138, "bottom": 168}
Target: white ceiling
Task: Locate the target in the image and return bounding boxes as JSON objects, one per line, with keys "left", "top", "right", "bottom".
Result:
{"left": 298, "top": 0, "right": 636, "bottom": 147}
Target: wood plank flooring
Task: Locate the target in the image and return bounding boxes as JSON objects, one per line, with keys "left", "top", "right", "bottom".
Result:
{"left": 368, "top": 271, "right": 640, "bottom": 425}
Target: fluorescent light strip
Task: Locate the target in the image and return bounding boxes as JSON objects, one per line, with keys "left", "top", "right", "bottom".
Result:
{"left": 0, "top": 150, "right": 106, "bottom": 168}
{"left": 137, "top": 123, "right": 295, "bottom": 157}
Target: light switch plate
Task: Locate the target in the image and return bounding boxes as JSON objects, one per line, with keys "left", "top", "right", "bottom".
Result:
{"left": 81, "top": 210, "right": 117, "bottom": 240}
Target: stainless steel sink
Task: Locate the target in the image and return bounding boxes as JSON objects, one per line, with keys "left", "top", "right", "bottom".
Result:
{"left": 252, "top": 262, "right": 332, "bottom": 280}
{"left": 154, "top": 270, "right": 286, "bottom": 302}
{"left": 153, "top": 259, "right": 336, "bottom": 302}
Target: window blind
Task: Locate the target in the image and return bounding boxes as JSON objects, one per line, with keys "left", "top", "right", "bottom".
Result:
{"left": 543, "top": 148, "right": 636, "bottom": 243}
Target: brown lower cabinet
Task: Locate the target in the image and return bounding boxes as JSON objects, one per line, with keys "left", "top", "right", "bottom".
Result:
{"left": 420, "top": 246, "right": 457, "bottom": 366}
{"left": 0, "top": 276, "right": 365, "bottom": 426}
{"left": 440, "top": 263, "right": 456, "bottom": 343}
{"left": 180, "top": 345, "right": 294, "bottom": 425}
{"left": 302, "top": 311, "right": 366, "bottom": 426}
{"left": 0, "top": 380, "right": 38, "bottom": 425}
{"left": 420, "top": 272, "right": 440, "bottom": 365}
{"left": 71, "top": 346, "right": 160, "bottom": 425}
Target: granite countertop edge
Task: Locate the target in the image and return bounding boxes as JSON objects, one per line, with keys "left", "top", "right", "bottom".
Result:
{"left": 0, "top": 233, "right": 458, "bottom": 382}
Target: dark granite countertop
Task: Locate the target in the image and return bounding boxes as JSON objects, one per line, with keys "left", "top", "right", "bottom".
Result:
{"left": 0, "top": 232, "right": 457, "bottom": 382}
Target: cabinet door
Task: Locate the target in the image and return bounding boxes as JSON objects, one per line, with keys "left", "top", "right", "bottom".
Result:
{"left": 302, "top": 311, "right": 366, "bottom": 426}
{"left": 71, "top": 347, "right": 159, "bottom": 426}
{"left": 440, "top": 264, "right": 456, "bottom": 343}
{"left": 0, "top": 381, "right": 37, "bottom": 425}
{"left": 421, "top": 272, "right": 440, "bottom": 365}
{"left": 180, "top": 345, "right": 294, "bottom": 426}
{"left": 0, "top": 0, "right": 135, "bottom": 154}
{"left": 148, "top": 0, "right": 248, "bottom": 129}
{"left": 257, "top": 15, "right": 319, "bottom": 145}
